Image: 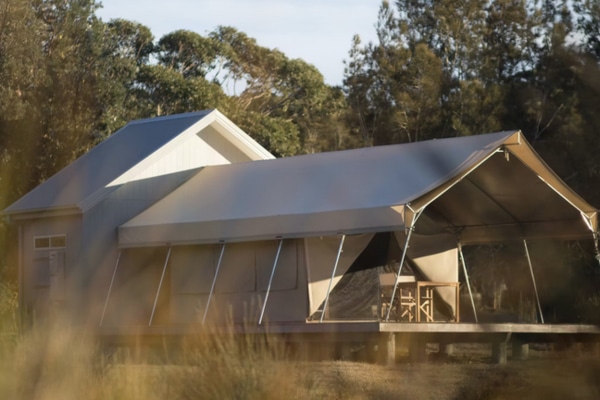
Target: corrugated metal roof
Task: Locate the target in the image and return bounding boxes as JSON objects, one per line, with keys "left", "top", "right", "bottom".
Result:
{"left": 3, "top": 111, "right": 214, "bottom": 214}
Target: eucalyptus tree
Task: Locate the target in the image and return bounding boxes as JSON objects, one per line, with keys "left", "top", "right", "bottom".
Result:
{"left": 344, "top": 1, "right": 446, "bottom": 145}
{"left": 158, "top": 30, "right": 219, "bottom": 79}
{"left": 575, "top": 0, "right": 600, "bottom": 60}
{"left": 30, "top": 0, "right": 110, "bottom": 178}
{"left": 343, "top": 35, "right": 378, "bottom": 147}
{"left": 0, "top": 0, "right": 110, "bottom": 198}
{"left": 0, "top": 0, "right": 46, "bottom": 207}
{"left": 0, "top": 0, "right": 44, "bottom": 121}
{"left": 210, "top": 26, "right": 346, "bottom": 155}
{"left": 342, "top": 0, "right": 594, "bottom": 143}
{"left": 135, "top": 62, "right": 227, "bottom": 117}
{"left": 96, "top": 19, "right": 156, "bottom": 135}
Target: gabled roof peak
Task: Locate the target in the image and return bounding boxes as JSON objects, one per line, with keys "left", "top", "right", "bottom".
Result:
{"left": 4, "top": 109, "right": 273, "bottom": 216}
{"left": 127, "top": 110, "right": 214, "bottom": 125}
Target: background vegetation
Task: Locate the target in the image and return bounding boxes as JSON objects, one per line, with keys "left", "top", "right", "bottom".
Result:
{"left": 1, "top": 0, "right": 600, "bottom": 322}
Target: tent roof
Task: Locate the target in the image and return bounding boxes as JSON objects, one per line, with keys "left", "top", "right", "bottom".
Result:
{"left": 118, "top": 130, "right": 597, "bottom": 247}
{"left": 3, "top": 110, "right": 273, "bottom": 216}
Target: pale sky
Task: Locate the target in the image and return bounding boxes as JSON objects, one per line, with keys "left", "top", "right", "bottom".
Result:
{"left": 96, "top": 0, "right": 382, "bottom": 86}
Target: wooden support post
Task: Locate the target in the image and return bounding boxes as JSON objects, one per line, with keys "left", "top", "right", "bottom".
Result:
{"left": 337, "top": 342, "right": 353, "bottom": 360}
{"left": 584, "top": 342, "right": 600, "bottom": 358}
{"left": 440, "top": 342, "right": 454, "bottom": 357}
{"left": 377, "top": 333, "right": 396, "bottom": 365}
{"left": 409, "top": 338, "right": 427, "bottom": 363}
{"left": 512, "top": 342, "right": 529, "bottom": 360}
{"left": 492, "top": 342, "right": 507, "bottom": 364}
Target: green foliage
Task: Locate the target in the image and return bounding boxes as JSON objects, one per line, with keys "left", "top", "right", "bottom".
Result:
{"left": 157, "top": 30, "right": 219, "bottom": 79}
{"left": 136, "top": 63, "right": 227, "bottom": 116}
{"left": 0, "top": 282, "right": 17, "bottom": 334}
{"left": 231, "top": 111, "right": 301, "bottom": 157}
{"left": 95, "top": 19, "right": 155, "bottom": 137}
{"left": 211, "top": 26, "right": 346, "bottom": 154}
{"left": 576, "top": 0, "right": 600, "bottom": 59}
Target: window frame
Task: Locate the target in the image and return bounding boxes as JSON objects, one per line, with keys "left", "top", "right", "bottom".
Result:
{"left": 33, "top": 234, "right": 67, "bottom": 250}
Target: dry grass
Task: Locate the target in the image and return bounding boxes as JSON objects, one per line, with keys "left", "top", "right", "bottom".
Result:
{"left": 1, "top": 320, "right": 600, "bottom": 400}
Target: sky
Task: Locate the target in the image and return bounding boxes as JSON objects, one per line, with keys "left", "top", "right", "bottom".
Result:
{"left": 96, "top": 0, "right": 382, "bottom": 86}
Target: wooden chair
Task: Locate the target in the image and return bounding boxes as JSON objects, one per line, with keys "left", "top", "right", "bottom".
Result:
{"left": 419, "top": 286, "right": 434, "bottom": 322}
{"left": 379, "top": 273, "right": 416, "bottom": 321}
{"left": 398, "top": 284, "right": 417, "bottom": 321}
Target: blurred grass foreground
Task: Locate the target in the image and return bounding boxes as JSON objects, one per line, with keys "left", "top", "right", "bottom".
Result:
{"left": 1, "top": 283, "right": 600, "bottom": 400}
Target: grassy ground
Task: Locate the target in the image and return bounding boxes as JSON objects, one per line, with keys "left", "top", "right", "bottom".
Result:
{"left": 304, "top": 344, "right": 600, "bottom": 400}
{"left": 1, "top": 323, "right": 599, "bottom": 400}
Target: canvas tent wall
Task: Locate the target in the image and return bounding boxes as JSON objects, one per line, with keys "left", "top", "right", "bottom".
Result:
{"left": 111, "top": 130, "right": 597, "bottom": 325}
{"left": 102, "top": 232, "right": 459, "bottom": 326}
{"left": 102, "top": 232, "right": 430, "bottom": 326}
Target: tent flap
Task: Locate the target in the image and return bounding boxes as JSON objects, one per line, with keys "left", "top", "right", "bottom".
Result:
{"left": 305, "top": 234, "right": 375, "bottom": 317}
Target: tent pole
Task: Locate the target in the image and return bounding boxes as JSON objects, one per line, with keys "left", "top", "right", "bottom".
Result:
{"left": 99, "top": 250, "right": 121, "bottom": 327}
{"left": 385, "top": 228, "right": 414, "bottom": 322}
{"left": 202, "top": 242, "right": 226, "bottom": 325}
{"left": 386, "top": 209, "right": 423, "bottom": 322}
{"left": 523, "top": 239, "right": 544, "bottom": 324}
{"left": 149, "top": 247, "right": 172, "bottom": 326}
{"left": 259, "top": 238, "right": 284, "bottom": 325}
{"left": 458, "top": 242, "right": 478, "bottom": 323}
{"left": 320, "top": 234, "right": 346, "bottom": 323}
{"left": 593, "top": 232, "right": 600, "bottom": 267}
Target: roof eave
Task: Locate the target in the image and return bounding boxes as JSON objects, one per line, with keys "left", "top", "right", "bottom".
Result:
{"left": 3, "top": 205, "right": 82, "bottom": 222}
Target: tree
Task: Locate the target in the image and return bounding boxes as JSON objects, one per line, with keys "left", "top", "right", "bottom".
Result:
{"left": 31, "top": 0, "right": 110, "bottom": 176}
{"left": 575, "top": 0, "right": 600, "bottom": 60}
{"left": 0, "top": 0, "right": 44, "bottom": 121}
{"left": 0, "top": 0, "right": 46, "bottom": 206}
{"left": 209, "top": 26, "right": 342, "bottom": 155}
{"left": 95, "top": 19, "right": 156, "bottom": 136}
{"left": 157, "top": 30, "right": 219, "bottom": 79}
{"left": 135, "top": 62, "right": 227, "bottom": 117}
{"left": 343, "top": 35, "right": 378, "bottom": 147}
{"left": 481, "top": 0, "right": 536, "bottom": 84}
{"left": 343, "top": 1, "right": 446, "bottom": 145}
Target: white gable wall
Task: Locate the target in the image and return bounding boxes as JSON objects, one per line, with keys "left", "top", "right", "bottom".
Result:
{"left": 128, "top": 135, "right": 224, "bottom": 182}
{"left": 130, "top": 125, "right": 254, "bottom": 183}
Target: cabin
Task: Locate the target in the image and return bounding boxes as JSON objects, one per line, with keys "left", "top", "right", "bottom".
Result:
{"left": 2, "top": 110, "right": 274, "bottom": 326}
{"left": 4, "top": 112, "right": 600, "bottom": 363}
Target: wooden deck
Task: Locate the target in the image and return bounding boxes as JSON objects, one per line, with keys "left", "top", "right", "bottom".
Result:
{"left": 98, "top": 321, "right": 600, "bottom": 342}
{"left": 97, "top": 321, "right": 600, "bottom": 364}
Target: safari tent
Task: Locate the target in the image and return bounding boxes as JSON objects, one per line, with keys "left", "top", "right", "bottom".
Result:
{"left": 101, "top": 130, "right": 598, "bottom": 329}
{"left": 4, "top": 108, "right": 598, "bottom": 332}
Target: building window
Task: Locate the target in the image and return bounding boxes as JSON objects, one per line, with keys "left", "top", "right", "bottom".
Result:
{"left": 34, "top": 235, "right": 67, "bottom": 250}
